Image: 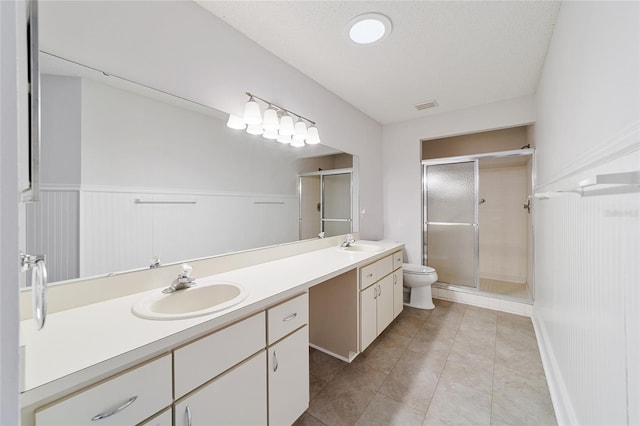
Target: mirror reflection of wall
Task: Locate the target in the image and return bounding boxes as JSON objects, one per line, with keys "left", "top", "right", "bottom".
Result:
{"left": 24, "top": 54, "right": 355, "bottom": 285}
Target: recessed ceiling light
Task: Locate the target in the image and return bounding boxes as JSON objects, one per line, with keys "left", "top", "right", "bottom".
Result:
{"left": 346, "top": 13, "right": 392, "bottom": 45}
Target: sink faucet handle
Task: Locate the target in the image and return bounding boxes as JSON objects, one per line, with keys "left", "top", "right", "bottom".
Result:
{"left": 179, "top": 264, "right": 193, "bottom": 278}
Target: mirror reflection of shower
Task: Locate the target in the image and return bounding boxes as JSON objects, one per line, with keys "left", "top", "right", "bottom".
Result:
{"left": 298, "top": 164, "right": 353, "bottom": 239}
{"left": 421, "top": 126, "right": 534, "bottom": 302}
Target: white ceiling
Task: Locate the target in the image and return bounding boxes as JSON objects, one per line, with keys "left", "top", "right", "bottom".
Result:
{"left": 197, "top": 1, "right": 560, "bottom": 125}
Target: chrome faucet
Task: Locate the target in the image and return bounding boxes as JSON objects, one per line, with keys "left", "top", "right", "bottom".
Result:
{"left": 341, "top": 234, "right": 355, "bottom": 248}
{"left": 163, "top": 264, "right": 196, "bottom": 294}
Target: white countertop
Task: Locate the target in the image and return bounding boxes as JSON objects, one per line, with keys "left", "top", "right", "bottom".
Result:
{"left": 20, "top": 240, "right": 402, "bottom": 407}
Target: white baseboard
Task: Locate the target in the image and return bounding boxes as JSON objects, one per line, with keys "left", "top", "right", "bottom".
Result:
{"left": 532, "top": 312, "right": 579, "bottom": 426}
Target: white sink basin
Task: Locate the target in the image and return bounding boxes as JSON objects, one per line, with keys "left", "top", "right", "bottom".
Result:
{"left": 132, "top": 281, "right": 249, "bottom": 320}
{"left": 338, "top": 243, "right": 384, "bottom": 253}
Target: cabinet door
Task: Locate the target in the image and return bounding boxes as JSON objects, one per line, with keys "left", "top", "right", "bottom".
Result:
{"left": 268, "top": 326, "right": 309, "bottom": 426}
{"left": 360, "top": 284, "right": 378, "bottom": 351}
{"left": 376, "top": 274, "right": 395, "bottom": 333}
{"left": 174, "top": 351, "right": 267, "bottom": 426}
{"left": 393, "top": 269, "right": 404, "bottom": 319}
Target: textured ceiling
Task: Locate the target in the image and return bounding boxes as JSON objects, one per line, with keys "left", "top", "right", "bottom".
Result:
{"left": 197, "top": 1, "right": 560, "bottom": 125}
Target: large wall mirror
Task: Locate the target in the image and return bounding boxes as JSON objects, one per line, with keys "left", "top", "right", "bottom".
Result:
{"left": 22, "top": 52, "right": 357, "bottom": 286}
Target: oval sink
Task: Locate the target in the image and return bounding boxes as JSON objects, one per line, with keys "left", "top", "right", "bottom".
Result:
{"left": 132, "top": 282, "right": 249, "bottom": 320}
{"left": 338, "top": 244, "right": 384, "bottom": 252}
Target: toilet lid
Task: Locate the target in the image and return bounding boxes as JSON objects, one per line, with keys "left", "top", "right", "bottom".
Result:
{"left": 402, "top": 263, "right": 435, "bottom": 274}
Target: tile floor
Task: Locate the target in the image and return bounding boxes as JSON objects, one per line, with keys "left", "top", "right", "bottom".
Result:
{"left": 295, "top": 300, "right": 556, "bottom": 426}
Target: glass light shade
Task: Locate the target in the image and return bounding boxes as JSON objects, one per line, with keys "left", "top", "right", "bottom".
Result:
{"left": 262, "top": 108, "right": 279, "bottom": 131}
{"left": 277, "top": 134, "right": 291, "bottom": 144}
{"left": 243, "top": 99, "right": 262, "bottom": 125}
{"left": 263, "top": 128, "right": 278, "bottom": 140}
{"left": 293, "top": 121, "right": 308, "bottom": 140}
{"left": 291, "top": 138, "right": 305, "bottom": 147}
{"left": 279, "top": 115, "right": 295, "bottom": 136}
{"left": 306, "top": 126, "right": 321, "bottom": 144}
{"left": 226, "top": 114, "right": 246, "bottom": 130}
{"left": 246, "top": 124, "right": 264, "bottom": 135}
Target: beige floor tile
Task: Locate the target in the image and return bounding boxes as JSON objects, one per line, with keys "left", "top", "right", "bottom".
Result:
{"left": 307, "top": 362, "right": 386, "bottom": 426}
{"left": 310, "top": 373, "right": 329, "bottom": 400}
{"left": 438, "top": 359, "right": 493, "bottom": 394}
{"left": 355, "top": 329, "right": 413, "bottom": 374}
{"left": 310, "top": 347, "right": 347, "bottom": 383}
{"left": 293, "top": 412, "right": 327, "bottom": 426}
{"left": 378, "top": 349, "right": 444, "bottom": 412}
{"left": 355, "top": 393, "right": 426, "bottom": 426}
{"left": 423, "top": 380, "right": 492, "bottom": 426}
{"left": 305, "top": 300, "right": 555, "bottom": 426}
{"left": 447, "top": 327, "right": 495, "bottom": 369}
{"left": 491, "top": 364, "right": 557, "bottom": 426}
{"left": 386, "top": 310, "right": 429, "bottom": 339}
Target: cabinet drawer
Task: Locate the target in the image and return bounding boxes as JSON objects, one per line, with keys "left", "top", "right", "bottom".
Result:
{"left": 35, "top": 354, "right": 172, "bottom": 426}
{"left": 174, "top": 312, "right": 266, "bottom": 399}
{"left": 360, "top": 255, "right": 393, "bottom": 290}
{"left": 267, "top": 293, "right": 308, "bottom": 345}
{"left": 392, "top": 250, "right": 403, "bottom": 271}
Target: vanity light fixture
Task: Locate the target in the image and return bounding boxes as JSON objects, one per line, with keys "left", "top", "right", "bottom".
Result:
{"left": 346, "top": 13, "right": 392, "bottom": 45}
{"left": 227, "top": 92, "right": 320, "bottom": 147}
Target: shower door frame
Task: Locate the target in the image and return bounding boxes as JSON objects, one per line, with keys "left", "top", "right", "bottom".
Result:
{"left": 421, "top": 148, "right": 535, "bottom": 297}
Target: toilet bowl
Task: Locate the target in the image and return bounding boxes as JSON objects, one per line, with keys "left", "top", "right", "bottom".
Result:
{"left": 402, "top": 263, "right": 438, "bottom": 310}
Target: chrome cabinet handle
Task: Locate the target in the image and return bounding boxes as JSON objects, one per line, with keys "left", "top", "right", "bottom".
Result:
{"left": 367, "top": 273, "right": 373, "bottom": 278}
{"left": 186, "top": 405, "right": 192, "bottom": 426}
{"left": 91, "top": 396, "right": 137, "bottom": 421}
{"left": 273, "top": 351, "right": 279, "bottom": 372}
{"left": 282, "top": 312, "right": 297, "bottom": 322}
{"left": 378, "top": 284, "right": 381, "bottom": 296}
{"left": 393, "top": 274, "right": 397, "bottom": 285}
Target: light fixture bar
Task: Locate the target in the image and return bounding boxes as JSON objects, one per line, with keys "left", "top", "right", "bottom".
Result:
{"left": 245, "top": 92, "right": 316, "bottom": 126}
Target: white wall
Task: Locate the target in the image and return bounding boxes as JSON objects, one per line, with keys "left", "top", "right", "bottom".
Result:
{"left": 0, "top": 0, "right": 20, "bottom": 422}
{"left": 533, "top": 2, "right": 639, "bottom": 425}
{"left": 38, "top": 0, "right": 384, "bottom": 239}
{"left": 382, "top": 96, "right": 535, "bottom": 264}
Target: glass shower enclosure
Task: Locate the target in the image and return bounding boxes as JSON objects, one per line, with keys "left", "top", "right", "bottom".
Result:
{"left": 422, "top": 149, "right": 534, "bottom": 298}
{"left": 423, "top": 161, "right": 479, "bottom": 288}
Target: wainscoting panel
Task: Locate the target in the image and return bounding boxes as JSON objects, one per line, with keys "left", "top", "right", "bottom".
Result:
{"left": 533, "top": 147, "right": 639, "bottom": 425}
{"left": 26, "top": 190, "right": 80, "bottom": 283}
{"left": 79, "top": 189, "right": 298, "bottom": 278}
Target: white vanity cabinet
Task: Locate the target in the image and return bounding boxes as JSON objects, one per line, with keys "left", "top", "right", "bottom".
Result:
{"left": 267, "top": 293, "right": 310, "bottom": 426}
{"left": 392, "top": 250, "right": 404, "bottom": 318}
{"left": 359, "top": 252, "right": 403, "bottom": 351}
{"left": 174, "top": 351, "right": 267, "bottom": 426}
{"left": 173, "top": 312, "right": 268, "bottom": 425}
{"left": 34, "top": 354, "right": 172, "bottom": 426}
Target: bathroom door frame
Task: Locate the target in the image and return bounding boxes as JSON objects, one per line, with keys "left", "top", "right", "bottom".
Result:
{"left": 298, "top": 168, "right": 353, "bottom": 238}
{"left": 421, "top": 148, "right": 536, "bottom": 298}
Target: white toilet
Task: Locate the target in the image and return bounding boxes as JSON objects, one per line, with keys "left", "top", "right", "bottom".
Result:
{"left": 403, "top": 263, "right": 438, "bottom": 310}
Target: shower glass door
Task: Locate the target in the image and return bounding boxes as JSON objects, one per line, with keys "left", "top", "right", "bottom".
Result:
{"left": 423, "top": 161, "right": 478, "bottom": 288}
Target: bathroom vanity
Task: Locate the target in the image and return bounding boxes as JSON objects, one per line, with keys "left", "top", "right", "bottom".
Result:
{"left": 19, "top": 240, "right": 403, "bottom": 425}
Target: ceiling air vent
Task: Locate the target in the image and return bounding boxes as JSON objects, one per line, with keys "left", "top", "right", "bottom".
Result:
{"left": 414, "top": 99, "right": 439, "bottom": 111}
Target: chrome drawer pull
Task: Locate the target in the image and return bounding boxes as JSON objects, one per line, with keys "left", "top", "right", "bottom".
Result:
{"left": 282, "top": 312, "right": 297, "bottom": 322}
{"left": 91, "top": 396, "right": 137, "bottom": 421}
{"left": 273, "top": 351, "right": 279, "bottom": 372}
{"left": 366, "top": 273, "right": 373, "bottom": 278}
{"left": 186, "top": 405, "right": 192, "bottom": 426}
